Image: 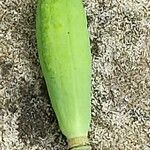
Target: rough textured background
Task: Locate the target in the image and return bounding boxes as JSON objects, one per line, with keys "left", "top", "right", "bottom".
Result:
{"left": 0, "top": 0, "right": 150, "bottom": 150}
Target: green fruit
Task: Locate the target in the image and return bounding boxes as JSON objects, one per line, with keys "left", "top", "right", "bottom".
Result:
{"left": 36, "top": 0, "right": 91, "bottom": 149}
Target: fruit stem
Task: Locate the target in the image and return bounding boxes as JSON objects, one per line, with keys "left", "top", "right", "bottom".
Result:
{"left": 68, "top": 136, "right": 91, "bottom": 150}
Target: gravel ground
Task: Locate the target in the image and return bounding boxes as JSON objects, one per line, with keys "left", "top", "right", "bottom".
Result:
{"left": 0, "top": 0, "right": 150, "bottom": 150}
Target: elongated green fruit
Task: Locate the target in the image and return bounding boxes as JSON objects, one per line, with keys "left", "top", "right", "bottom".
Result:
{"left": 36, "top": 0, "right": 91, "bottom": 149}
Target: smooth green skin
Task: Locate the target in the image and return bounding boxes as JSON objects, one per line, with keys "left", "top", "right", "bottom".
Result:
{"left": 36, "top": 0, "right": 91, "bottom": 139}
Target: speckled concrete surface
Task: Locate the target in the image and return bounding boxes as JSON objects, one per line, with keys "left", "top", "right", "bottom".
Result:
{"left": 0, "top": 0, "right": 150, "bottom": 150}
